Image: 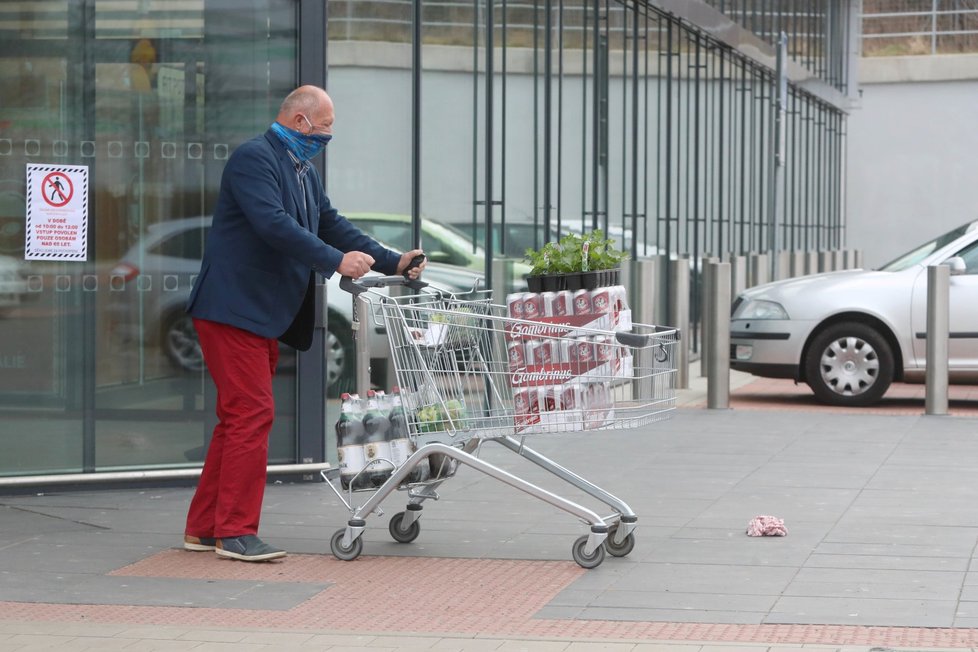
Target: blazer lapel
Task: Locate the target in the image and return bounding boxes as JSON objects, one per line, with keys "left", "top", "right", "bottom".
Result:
{"left": 266, "top": 130, "right": 311, "bottom": 230}
{"left": 285, "top": 158, "right": 311, "bottom": 230}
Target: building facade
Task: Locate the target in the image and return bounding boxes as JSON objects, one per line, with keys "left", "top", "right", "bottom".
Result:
{"left": 0, "top": 1, "right": 855, "bottom": 484}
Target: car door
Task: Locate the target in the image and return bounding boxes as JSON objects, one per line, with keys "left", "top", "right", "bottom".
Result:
{"left": 358, "top": 220, "right": 413, "bottom": 252}
{"left": 911, "top": 239, "right": 978, "bottom": 370}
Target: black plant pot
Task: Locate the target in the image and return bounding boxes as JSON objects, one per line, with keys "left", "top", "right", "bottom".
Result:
{"left": 565, "top": 273, "right": 584, "bottom": 291}
{"left": 527, "top": 273, "right": 573, "bottom": 292}
{"left": 582, "top": 270, "right": 602, "bottom": 290}
{"left": 542, "top": 274, "right": 563, "bottom": 291}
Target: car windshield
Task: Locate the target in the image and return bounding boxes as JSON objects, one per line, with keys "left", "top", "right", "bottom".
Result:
{"left": 878, "top": 220, "right": 978, "bottom": 271}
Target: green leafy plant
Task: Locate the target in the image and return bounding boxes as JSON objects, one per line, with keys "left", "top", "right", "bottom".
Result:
{"left": 583, "top": 230, "right": 628, "bottom": 271}
{"left": 523, "top": 230, "right": 626, "bottom": 274}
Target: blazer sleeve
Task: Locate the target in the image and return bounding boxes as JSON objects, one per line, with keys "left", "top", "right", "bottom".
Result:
{"left": 312, "top": 178, "right": 401, "bottom": 276}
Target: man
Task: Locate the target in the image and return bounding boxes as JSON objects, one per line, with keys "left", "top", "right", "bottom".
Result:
{"left": 182, "top": 85, "right": 425, "bottom": 562}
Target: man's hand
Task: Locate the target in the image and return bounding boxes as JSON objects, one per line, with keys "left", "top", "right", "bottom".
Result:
{"left": 397, "top": 249, "right": 427, "bottom": 280}
{"left": 338, "top": 251, "right": 376, "bottom": 279}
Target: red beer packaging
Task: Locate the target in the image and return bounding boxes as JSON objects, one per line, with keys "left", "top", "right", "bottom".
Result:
{"left": 505, "top": 284, "right": 631, "bottom": 431}
{"left": 506, "top": 286, "right": 627, "bottom": 320}
{"left": 513, "top": 382, "right": 614, "bottom": 431}
{"left": 522, "top": 293, "right": 546, "bottom": 320}
{"left": 507, "top": 334, "right": 631, "bottom": 374}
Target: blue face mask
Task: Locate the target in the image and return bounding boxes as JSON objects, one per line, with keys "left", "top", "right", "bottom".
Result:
{"left": 270, "top": 121, "right": 332, "bottom": 161}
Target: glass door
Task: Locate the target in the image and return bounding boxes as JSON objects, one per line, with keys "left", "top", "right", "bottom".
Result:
{"left": 0, "top": 0, "right": 305, "bottom": 476}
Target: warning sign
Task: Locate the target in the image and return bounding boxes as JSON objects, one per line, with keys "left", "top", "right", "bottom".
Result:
{"left": 25, "top": 164, "right": 88, "bottom": 261}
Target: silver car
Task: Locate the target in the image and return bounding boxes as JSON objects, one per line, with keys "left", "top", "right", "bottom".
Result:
{"left": 0, "top": 255, "right": 29, "bottom": 317}
{"left": 107, "top": 217, "right": 484, "bottom": 394}
{"left": 730, "top": 220, "right": 978, "bottom": 407}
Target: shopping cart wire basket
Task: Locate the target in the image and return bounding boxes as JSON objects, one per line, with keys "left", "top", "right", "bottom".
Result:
{"left": 324, "top": 274, "right": 679, "bottom": 568}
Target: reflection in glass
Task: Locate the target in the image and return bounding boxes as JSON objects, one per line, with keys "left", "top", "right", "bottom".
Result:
{"left": 0, "top": 1, "right": 298, "bottom": 475}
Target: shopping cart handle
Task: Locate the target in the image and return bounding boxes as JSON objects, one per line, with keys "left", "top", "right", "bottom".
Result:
{"left": 340, "top": 274, "right": 429, "bottom": 296}
{"left": 615, "top": 331, "right": 652, "bottom": 348}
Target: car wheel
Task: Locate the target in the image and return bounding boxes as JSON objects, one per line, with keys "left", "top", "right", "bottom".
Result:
{"left": 163, "top": 312, "right": 204, "bottom": 373}
{"left": 804, "top": 321, "right": 893, "bottom": 407}
{"left": 326, "top": 312, "right": 355, "bottom": 397}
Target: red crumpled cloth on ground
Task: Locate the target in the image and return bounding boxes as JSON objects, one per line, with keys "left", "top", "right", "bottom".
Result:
{"left": 746, "top": 515, "right": 787, "bottom": 537}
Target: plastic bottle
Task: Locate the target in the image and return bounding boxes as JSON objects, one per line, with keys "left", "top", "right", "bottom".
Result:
{"left": 362, "top": 390, "right": 395, "bottom": 486}
{"left": 389, "top": 387, "right": 429, "bottom": 483}
{"left": 335, "top": 393, "right": 367, "bottom": 490}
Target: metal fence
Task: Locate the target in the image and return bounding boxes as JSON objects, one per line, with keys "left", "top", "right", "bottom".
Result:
{"left": 862, "top": 0, "right": 978, "bottom": 55}
{"left": 329, "top": 1, "right": 848, "bottom": 332}
{"left": 327, "top": 1, "right": 851, "bottom": 92}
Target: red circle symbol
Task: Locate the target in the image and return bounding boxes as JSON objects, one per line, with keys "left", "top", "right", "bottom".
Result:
{"left": 42, "top": 172, "right": 73, "bottom": 207}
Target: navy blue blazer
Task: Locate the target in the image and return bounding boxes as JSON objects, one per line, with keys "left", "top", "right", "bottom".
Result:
{"left": 186, "top": 128, "right": 399, "bottom": 350}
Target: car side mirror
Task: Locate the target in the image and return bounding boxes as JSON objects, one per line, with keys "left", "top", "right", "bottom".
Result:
{"left": 945, "top": 256, "right": 967, "bottom": 276}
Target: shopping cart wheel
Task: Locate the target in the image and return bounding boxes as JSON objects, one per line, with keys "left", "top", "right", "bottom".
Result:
{"left": 330, "top": 529, "right": 363, "bottom": 561}
{"left": 388, "top": 511, "right": 421, "bottom": 543}
{"left": 604, "top": 528, "right": 635, "bottom": 557}
{"left": 571, "top": 535, "right": 606, "bottom": 569}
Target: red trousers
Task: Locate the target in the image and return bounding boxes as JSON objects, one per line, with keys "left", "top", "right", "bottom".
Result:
{"left": 185, "top": 318, "right": 279, "bottom": 539}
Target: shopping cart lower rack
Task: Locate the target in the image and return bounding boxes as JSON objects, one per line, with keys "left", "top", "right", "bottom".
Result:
{"left": 323, "top": 274, "right": 679, "bottom": 568}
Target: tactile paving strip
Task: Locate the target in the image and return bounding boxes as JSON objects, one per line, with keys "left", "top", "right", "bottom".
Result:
{"left": 3, "top": 550, "right": 978, "bottom": 647}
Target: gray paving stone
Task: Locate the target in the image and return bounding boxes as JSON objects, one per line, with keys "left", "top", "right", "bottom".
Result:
{"left": 590, "top": 562, "right": 798, "bottom": 595}
{"left": 588, "top": 589, "right": 777, "bottom": 612}
{"left": 629, "top": 537, "right": 814, "bottom": 566}
{"left": 3, "top": 574, "right": 328, "bottom": 609}
{"left": 805, "top": 552, "right": 968, "bottom": 572}
{"left": 815, "top": 541, "right": 976, "bottom": 558}
{"left": 575, "top": 607, "right": 764, "bottom": 624}
{"left": 785, "top": 567, "right": 964, "bottom": 600}
{"left": 767, "top": 596, "right": 957, "bottom": 627}
{"left": 823, "top": 522, "right": 978, "bottom": 549}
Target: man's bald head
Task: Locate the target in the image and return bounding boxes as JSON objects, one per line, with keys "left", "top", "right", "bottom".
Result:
{"left": 276, "top": 85, "right": 334, "bottom": 136}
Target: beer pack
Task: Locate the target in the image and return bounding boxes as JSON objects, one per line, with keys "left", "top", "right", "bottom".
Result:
{"left": 505, "top": 285, "right": 633, "bottom": 433}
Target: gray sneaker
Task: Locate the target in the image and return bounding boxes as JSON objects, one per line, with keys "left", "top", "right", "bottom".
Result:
{"left": 215, "top": 535, "right": 286, "bottom": 562}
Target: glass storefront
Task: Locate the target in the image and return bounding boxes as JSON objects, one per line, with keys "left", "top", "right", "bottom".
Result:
{"left": 0, "top": 0, "right": 310, "bottom": 476}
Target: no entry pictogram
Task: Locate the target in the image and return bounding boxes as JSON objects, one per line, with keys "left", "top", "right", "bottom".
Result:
{"left": 42, "top": 171, "right": 73, "bottom": 207}
{"left": 26, "top": 164, "right": 89, "bottom": 261}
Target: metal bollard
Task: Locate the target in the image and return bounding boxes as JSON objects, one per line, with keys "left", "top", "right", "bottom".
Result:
{"left": 790, "top": 251, "right": 806, "bottom": 278}
{"left": 775, "top": 251, "right": 791, "bottom": 281}
{"left": 817, "top": 250, "right": 832, "bottom": 273}
{"left": 749, "top": 253, "right": 769, "bottom": 288}
{"left": 804, "top": 251, "right": 819, "bottom": 275}
{"left": 700, "top": 256, "right": 719, "bottom": 377}
{"left": 730, "top": 255, "right": 748, "bottom": 297}
{"left": 925, "top": 264, "right": 950, "bottom": 416}
{"left": 491, "top": 258, "right": 518, "bottom": 306}
{"left": 625, "top": 257, "right": 659, "bottom": 326}
{"left": 841, "top": 249, "right": 854, "bottom": 270}
{"left": 831, "top": 249, "right": 843, "bottom": 271}
{"left": 706, "top": 262, "right": 731, "bottom": 409}
{"left": 668, "top": 258, "right": 690, "bottom": 390}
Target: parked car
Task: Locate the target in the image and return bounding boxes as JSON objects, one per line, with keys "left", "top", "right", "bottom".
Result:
{"left": 349, "top": 213, "right": 531, "bottom": 289}
{"left": 107, "top": 217, "right": 483, "bottom": 394}
{"left": 0, "top": 254, "right": 29, "bottom": 317}
{"left": 448, "top": 220, "right": 554, "bottom": 259}
{"left": 730, "top": 219, "right": 978, "bottom": 407}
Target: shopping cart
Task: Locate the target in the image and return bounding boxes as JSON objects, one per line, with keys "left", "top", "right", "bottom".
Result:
{"left": 323, "top": 274, "right": 679, "bottom": 568}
